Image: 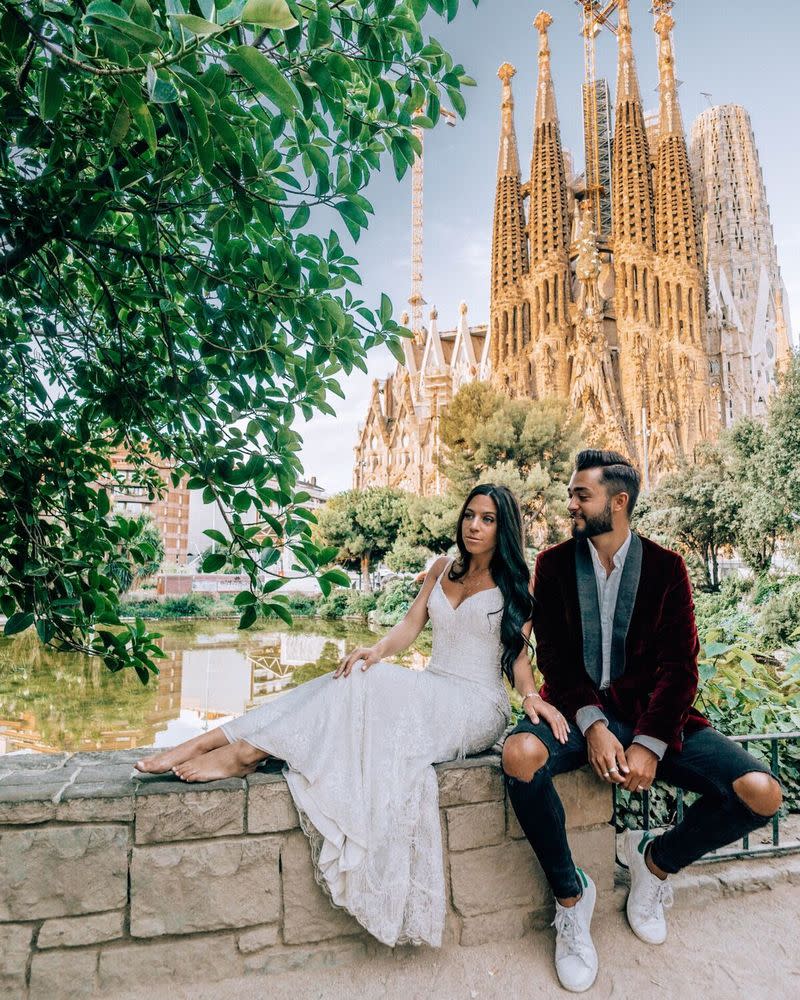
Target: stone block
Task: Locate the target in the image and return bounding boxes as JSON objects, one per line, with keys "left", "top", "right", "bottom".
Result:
{"left": 666, "top": 870, "right": 723, "bottom": 909}
{"left": 0, "top": 825, "right": 129, "bottom": 921}
{"left": 449, "top": 837, "right": 551, "bottom": 917}
{"left": 0, "top": 769, "right": 74, "bottom": 787}
{"left": 0, "top": 784, "right": 57, "bottom": 825}
{"left": 247, "top": 773, "right": 299, "bottom": 833}
{"left": 0, "top": 923, "right": 33, "bottom": 996}
{"left": 242, "top": 940, "right": 369, "bottom": 975}
{"left": 554, "top": 768, "right": 613, "bottom": 828}
{"left": 135, "top": 783, "right": 244, "bottom": 843}
{"left": 72, "top": 764, "right": 138, "bottom": 786}
{"left": 0, "top": 752, "right": 70, "bottom": 771}
{"left": 460, "top": 905, "right": 532, "bottom": 947}
{"left": 237, "top": 924, "right": 280, "bottom": 953}
{"left": 281, "top": 830, "right": 363, "bottom": 944}
{"left": 56, "top": 785, "right": 135, "bottom": 822}
{"left": 570, "top": 824, "right": 616, "bottom": 898}
{"left": 130, "top": 835, "right": 280, "bottom": 937}
{"left": 446, "top": 800, "right": 505, "bottom": 852}
{"left": 38, "top": 911, "right": 125, "bottom": 949}
{"left": 98, "top": 934, "right": 244, "bottom": 991}
{"left": 717, "top": 860, "right": 786, "bottom": 895}
{"left": 29, "top": 948, "right": 98, "bottom": 1000}
{"left": 505, "top": 795, "right": 526, "bottom": 840}
{"left": 437, "top": 758, "right": 504, "bottom": 807}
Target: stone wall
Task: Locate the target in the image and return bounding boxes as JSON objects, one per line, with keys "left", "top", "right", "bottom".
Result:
{"left": 0, "top": 750, "right": 613, "bottom": 999}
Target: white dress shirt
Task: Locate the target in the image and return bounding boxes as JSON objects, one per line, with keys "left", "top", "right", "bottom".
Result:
{"left": 574, "top": 531, "right": 668, "bottom": 760}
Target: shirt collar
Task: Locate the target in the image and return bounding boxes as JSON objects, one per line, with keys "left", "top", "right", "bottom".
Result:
{"left": 588, "top": 529, "right": 633, "bottom": 573}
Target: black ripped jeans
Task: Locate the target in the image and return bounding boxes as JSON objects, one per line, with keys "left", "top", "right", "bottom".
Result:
{"left": 504, "top": 709, "right": 778, "bottom": 900}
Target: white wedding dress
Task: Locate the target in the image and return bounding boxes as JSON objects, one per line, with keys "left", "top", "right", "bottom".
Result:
{"left": 221, "top": 561, "right": 511, "bottom": 947}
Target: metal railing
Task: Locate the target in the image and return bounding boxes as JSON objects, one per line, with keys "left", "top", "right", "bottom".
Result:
{"left": 613, "top": 730, "right": 800, "bottom": 865}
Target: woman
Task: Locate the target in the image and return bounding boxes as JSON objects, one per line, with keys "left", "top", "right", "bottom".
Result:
{"left": 135, "top": 484, "right": 568, "bottom": 947}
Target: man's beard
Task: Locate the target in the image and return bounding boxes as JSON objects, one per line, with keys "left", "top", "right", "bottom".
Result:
{"left": 571, "top": 500, "right": 614, "bottom": 539}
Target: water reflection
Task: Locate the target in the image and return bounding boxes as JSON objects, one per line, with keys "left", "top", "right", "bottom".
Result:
{"left": 0, "top": 620, "right": 430, "bottom": 755}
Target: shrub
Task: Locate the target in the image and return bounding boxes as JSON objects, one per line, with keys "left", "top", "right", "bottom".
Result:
{"left": 161, "top": 595, "right": 215, "bottom": 617}
{"left": 374, "top": 579, "right": 419, "bottom": 626}
{"left": 756, "top": 583, "right": 800, "bottom": 649}
{"left": 316, "top": 589, "right": 376, "bottom": 621}
{"left": 284, "top": 593, "right": 321, "bottom": 618}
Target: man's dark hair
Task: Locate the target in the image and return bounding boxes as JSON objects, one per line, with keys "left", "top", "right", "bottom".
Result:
{"left": 574, "top": 449, "right": 641, "bottom": 517}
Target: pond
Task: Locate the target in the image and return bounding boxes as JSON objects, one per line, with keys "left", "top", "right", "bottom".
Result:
{"left": 0, "top": 619, "right": 431, "bottom": 757}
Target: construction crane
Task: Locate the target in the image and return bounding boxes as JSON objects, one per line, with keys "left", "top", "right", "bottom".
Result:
{"left": 409, "top": 109, "right": 457, "bottom": 342}
{"left": 574, "top": 1, "right": 618, "bottom": 239}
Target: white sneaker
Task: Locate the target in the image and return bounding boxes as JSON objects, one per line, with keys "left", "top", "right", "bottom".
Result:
{"left": 623, "top": 830, "right": 674, "bottom": 945}
{"left": 552, "top": 869, "right": 598, "bottom": 993}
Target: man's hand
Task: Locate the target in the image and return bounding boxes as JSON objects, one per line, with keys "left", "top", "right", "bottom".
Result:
{"left": 621, "top": 743, "right": 658, "bottom": 792}
{"left": 586, "top": 721, "right": 629, "bottom": 784}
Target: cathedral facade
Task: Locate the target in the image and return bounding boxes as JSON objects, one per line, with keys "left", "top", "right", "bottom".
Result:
{"left": 354, "top": 1, "right": 791, "bottom": 494}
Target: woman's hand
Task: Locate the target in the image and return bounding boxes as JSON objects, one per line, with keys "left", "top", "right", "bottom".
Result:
{"left": 524, "top": 695, "right": 570, "bottom": 744}
{"left": 334, "top": 645, "right": 382, "bottom": 679}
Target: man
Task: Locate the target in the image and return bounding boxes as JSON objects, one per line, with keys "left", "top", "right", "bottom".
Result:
{"left": 503, "top": 450, "right": 782, "bottom": 993}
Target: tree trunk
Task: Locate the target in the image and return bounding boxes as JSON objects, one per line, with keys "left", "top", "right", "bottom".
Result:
{"left": 361, "top": 553, "right": 372, "bottom": 592}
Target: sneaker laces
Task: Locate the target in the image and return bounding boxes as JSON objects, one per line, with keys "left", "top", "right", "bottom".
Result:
{"left": 643, "top": 876, "right": 674, "bottom": 920}
{"left": 553, "top": 907, "right": 595, "bottom": 965}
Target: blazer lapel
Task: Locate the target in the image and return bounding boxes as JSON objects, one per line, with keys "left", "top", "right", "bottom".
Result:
{"left": 610, "top": 532, "right": 643, "bottom": 682}
{"left": 574, "top": 539, "right": 602, "bottom": 686}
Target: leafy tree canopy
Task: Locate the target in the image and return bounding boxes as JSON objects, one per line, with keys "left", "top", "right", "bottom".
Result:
{"left": 635, "top": 444, "right": 738, "bottom": 591}
{"left": 314, "top": 486, "right": 408, "bottom": 589}
{"left": 0, "top": 0, "right": 478, "bottom": 679}
{"left": 439, "top": 382, "right": 582, "bottom": 545}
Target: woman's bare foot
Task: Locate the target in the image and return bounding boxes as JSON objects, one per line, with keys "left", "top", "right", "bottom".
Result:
{"left": 173, "top": 740, "right": 268, "bottom": 783}
{"left": 134, "top": 729, "right": 227, "bottom": 774}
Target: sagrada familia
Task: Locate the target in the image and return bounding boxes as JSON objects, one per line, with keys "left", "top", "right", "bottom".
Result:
{"left": 353, "top": 0, "right": 792, "bottom": 494}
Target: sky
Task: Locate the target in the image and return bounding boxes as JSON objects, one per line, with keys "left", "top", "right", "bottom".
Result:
{"left": 298, "top": 0, "right": 800, "bottom": 495}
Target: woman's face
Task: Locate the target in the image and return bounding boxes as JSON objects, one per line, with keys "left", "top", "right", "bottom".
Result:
{"left": 460, "top": 493, "right": 498, "bottom": 558}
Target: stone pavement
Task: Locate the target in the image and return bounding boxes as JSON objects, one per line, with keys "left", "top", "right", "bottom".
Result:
{"left": 102, "top": 876, "right": 800, "bottom": 1000}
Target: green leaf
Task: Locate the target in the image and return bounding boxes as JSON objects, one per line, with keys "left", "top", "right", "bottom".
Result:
{"left": 238, "top": 605, "right": 258, "bottom": 629}
{"left": 38, "top": 69, "right": 66, "bottom": 122}
{"left": 234, "top": 590, "right": 257, "bottom": 606}
{"left": 109, "top": 103, "right": 131, "bottom": 145}
{"left": 170, "top": 13, "right": 223, "bottom": 35}
{"left": 84, "top": 1, "right": 163, "bottom": 46}
{"left": 4, "top": 612, "right": 34, "bottom": 636}
{"left": 202, "top": 552, "right": 227, "bottom": 573}
{"left": 203, "top": 528, "right": 228, "bottom": 544}
{"left": 290, "top": 203, "right": 310, "bottom": 228}
{"left": 225, "top": 46, "right": 299, "bottom": 117}
{"left": 266, "top": 601, "right": 292, "bottom": 624}
{"left": 240, "top": 0, "right": 298, "bottom": 29}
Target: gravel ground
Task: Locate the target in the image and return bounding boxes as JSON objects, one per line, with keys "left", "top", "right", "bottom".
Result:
{"left": 107, "top": 879, "right": 800, "bottom": 1000}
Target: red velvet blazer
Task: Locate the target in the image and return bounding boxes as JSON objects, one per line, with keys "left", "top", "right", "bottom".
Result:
{"left": 534, "top": 534, "right": 708, "bottom": 752}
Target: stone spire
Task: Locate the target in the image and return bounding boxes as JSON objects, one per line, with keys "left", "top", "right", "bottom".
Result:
{"left": 612, "top": 0, "right": 655, "bottom": 252}
{"left": 653, "top": 9, "right": 700, "bottom": 266}
{"left": 529, "top": 10, "right": 570, "bottom": 261}
{"left": 490, "top": 63, "right": 528, "bottom": 301}
{"left": 651, "top": 3, "right": 711, "bottom": 455}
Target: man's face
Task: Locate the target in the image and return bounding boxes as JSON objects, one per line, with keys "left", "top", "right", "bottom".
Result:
{"left": 567, "top": 468, "right": 617, "bottom": 539}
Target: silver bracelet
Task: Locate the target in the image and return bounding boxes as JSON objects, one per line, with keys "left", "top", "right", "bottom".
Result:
{"left": 521, "top": 692, "right": 541, "bottom": 707}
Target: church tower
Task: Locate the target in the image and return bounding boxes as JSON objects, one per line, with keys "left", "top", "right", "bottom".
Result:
{"left": 651, "top": 4, "right": 714, "bottom": 464}
{"left": 525, "top": 10, "right": 572, "bottom": 399}
{"left": 490, "top": 63, "right": 529, "bottom": 391}
{"left": 610, "top": 0, "right": 657, "bottom": 462}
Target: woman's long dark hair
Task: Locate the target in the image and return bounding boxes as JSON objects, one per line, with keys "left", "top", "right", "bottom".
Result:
{"left": 449, "top": 484, "right": 534, "bottom": 683}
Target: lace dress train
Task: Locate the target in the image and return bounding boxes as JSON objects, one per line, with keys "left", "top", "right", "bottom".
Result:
{"left": 221, "top": 568, "right": 510, "bottom": 946}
